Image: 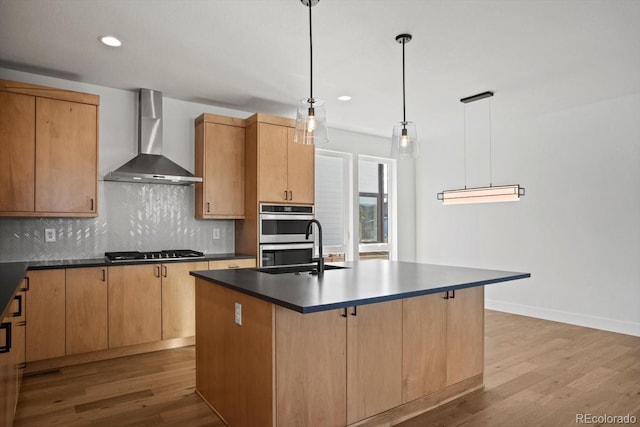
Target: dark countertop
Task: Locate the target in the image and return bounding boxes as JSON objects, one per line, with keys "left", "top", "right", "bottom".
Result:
{"left": 1, "top": 253, "right": 254, "bottom": 319}
{"left": 191, "top": 260, "right": 531, "bottom": 314}
{"left": 0, "top": 262, "right": 28, "bottom": 320}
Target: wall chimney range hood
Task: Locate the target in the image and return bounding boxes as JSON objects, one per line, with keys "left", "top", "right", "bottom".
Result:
{"left": 104, "top": 89, "right": 202, "bottom": 185}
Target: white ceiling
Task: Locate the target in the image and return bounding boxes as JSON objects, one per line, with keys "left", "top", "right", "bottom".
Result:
{"left": 1, "top": 0, "right": 639, "bottom": 139}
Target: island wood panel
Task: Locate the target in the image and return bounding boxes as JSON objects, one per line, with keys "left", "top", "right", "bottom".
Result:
{"left": 161, "top": 261, "right": 208, "bottom": 340}
{"left": 35, "top": 97, "right": 97, "bottom": 215}
{"left": 347, "top": 300, "right": 403, "bottom": 424}
{"left": 0, "top": 91, "right": 35, "bottom": 213}
{"left": 195, "top": 279, "right": 274, "bottom": 427}
{"left": 402, "top": 292, "right": 448, "bottom": 402}
{"left": 108, "top": 265, "right": 161, "bottom": 348}
{"left": 446, "top": 286, "right": 484, "bottom": 386}
{"left": 65, "top": 267, "right": 108, "bottom": 355}
{"left": 275, "top": 306, "right": 346, "bottom": 427}
{"left": 258, "top": 123, "right": 288, "bottom": 203}
{"left": 25, "top": 269, "right": 65, "bottom": 362}
{"left": 286, "top": 126, "right": 314, "bottom": 204}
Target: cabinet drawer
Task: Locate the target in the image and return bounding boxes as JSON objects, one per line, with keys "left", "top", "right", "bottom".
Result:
{"left": 208, "top": 258, "right": 256, "bottom": 270}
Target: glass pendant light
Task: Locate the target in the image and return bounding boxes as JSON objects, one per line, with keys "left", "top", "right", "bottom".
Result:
{"left": 294, "top": 0, "right": 328, "bottom": 145}
{"left": 391, "top": 34, "right": 418, "bottom": 159}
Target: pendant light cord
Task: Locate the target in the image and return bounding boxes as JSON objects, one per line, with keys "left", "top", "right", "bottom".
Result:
{"left": 402, "top": 38, "right": 406, "bottom": 125}
{"left": 488, "top": 98, "right": 493, "bottom": 187}
{"left": 463, "top": 104, "right": 467, "bottom": 189}
{"left": 308, "top": 0, "right": 313, "bottom": 102}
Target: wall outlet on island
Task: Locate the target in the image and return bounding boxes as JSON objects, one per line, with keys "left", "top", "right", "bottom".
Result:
{"left": 213, "top": 228, "right": 220, "bottom": 240}
{"left": 44, "top": 228, "right": 56, "bottom": 243}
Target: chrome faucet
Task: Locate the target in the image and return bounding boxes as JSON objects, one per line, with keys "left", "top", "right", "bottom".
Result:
{"left": 305, "top": 219, "right": 324, "bottom": 276}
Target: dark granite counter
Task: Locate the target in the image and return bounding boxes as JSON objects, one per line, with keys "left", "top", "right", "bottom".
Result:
{"left": 0, "top": 262, "right": 28, "bottom": 320}
{"left": 191, "top": 260, "right": 531, "bottom": 313}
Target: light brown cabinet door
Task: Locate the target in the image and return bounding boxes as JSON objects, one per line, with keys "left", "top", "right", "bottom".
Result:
{"left": 35, "top": 97, "right": 97, "bottom": 215}
{"left": 108, "top": 265, "right": 161, "bottom": 348}
{"left": 66, "top": 267, "right": 108, "bottom": 355}
{"left": 258, "top": 123, "right": 288, "bottom": 203}
{"left": 275, "top": 306, "right": 346, "bottom": 427}
{"left": 26, "top": 269, "right": 66, "bottom": 362}
{"left": 346, "top": 300, "right": 403, "bottom": 424}
{"left": 161, "top": 261, "right": 207, "bottom": 340}
{"left": 0, "top": 91, "right": 35, "bottom": 213}
{"left": 446, "top": 286, "right": 484, "bottom": 386}
{"left": 286, "top": 127, "right": 315, "bottom": 204}
{"left": 197, "top": 122, "right": 245, "bottom": 218}
{"left": 402, "top": 293, "right": 448, "bottom": 402}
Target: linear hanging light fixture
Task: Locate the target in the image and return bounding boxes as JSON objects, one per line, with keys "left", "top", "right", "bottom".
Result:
{"left": 391, "top": 33, "right": 418, "bottom": 159}
{"left": 294, "top": 0, "right": 328, "bottom": 145}
{"left": 437, "top": 91, "right": 525, "bottom": 204}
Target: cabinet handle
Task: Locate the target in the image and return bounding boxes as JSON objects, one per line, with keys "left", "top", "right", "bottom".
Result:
{"left": 289, "top": 191, "right": 293, "bottom": 200}
{"left": 0, "top": 322, "right": 11, "bottom": 353}
{"left": 451, "top": 290, "right": 456, "bottom": 299}
{"left": 23, "top": 276, "right": 30, "bottom": 291}
{"left": 90, "top": 198, "right": 94, "bottom": 211}
{"left": 162, "top": 265, "right": 168, "bottom": 277}
{"left": 284, "top": 191, "right": 288, "bottom": 201}
{"left": 207, "top": 202, "right": 211, "bottom": 213}
{"left": 227, "top": 265, "right": 239, "bottom": 269}
{"left": 101, "top": 269, "right": 106, "bottom": 282}
{"left": 154, "top": 265, "right": 161, "bottom": 277}
{"left": 443, "top": 291, "right": 449, "bottom": 300}
{"left": 19, "top": 362, "right": 27, "bottom": 370}
{"left": 341, "top": 308, "right": 348, "bottom": 318}
{"left": 351, "top": 306, "right": 357, "bottom": 317}
{"left": 12, "top": 294, "right": 22, "bottom": 317}
{"left": 17, "top": 321, "right": 26, "bottom": 327}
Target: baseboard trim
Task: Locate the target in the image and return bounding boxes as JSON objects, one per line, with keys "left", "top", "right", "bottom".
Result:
{"left": 25, "top": 336, "right": 195, "bottom": 374}
{"left": 485, "top": 299, "right": 640, "bottom": 337}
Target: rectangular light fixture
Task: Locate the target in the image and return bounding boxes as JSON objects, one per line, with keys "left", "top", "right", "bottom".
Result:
{"left": 437, "top": 185, "right": 525, "bottom": 205}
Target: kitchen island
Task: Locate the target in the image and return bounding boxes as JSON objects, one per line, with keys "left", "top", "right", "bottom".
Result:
{"left": 191, "top": 260, "right": 530, "bottom": 426}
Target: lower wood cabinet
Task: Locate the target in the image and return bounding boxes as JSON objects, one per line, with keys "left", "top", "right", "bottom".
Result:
{"left": 0, "top": 283, "right": 26, "bottom": 426}
{"left": 161, "top": 261, "right": 208, "bottom": 340}
{"left": 402, "top": 286, "right": 484, "bottom": 402}
{"left": 108, "top": 264, "right": 162, "bottom": 348}
{"left": 25, "top": 269, "right": 65, "bottom": 362}
{"left": 66, "top": 267, "right": 108, "bottom": 355}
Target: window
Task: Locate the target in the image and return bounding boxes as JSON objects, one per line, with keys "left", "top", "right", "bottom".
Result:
{"left": 314, "top": 150, "right": 351, "bottom": 259}
{"left": 359, "top": 158, "right": 392, "bottom": 260}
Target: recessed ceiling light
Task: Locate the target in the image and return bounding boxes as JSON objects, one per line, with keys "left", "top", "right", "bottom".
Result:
{"left": 337, "top": 95, "right": 351, "bottom": 101}
{"left": 99, "top": 35, "right": 122, "bottom": 47}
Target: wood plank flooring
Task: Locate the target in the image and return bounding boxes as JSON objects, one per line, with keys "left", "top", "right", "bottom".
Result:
{"left": 14, "top": 310, "right": 640, "bottom": 426}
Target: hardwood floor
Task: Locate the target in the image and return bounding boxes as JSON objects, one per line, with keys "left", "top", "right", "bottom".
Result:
{"left": 14, "top": 310, "right": 640, "bottom": 426}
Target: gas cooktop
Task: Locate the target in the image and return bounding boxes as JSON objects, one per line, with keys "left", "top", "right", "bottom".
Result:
{"left": 105, "top": 249, "right": 205, "bottom": 263}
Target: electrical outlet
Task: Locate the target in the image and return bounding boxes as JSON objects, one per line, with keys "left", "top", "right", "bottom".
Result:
{"left": 234, "top": 302, "right": 242, "bottom": 326}
{"left": 44, "top": 228, "right": 56, "bottom": 243}
{"left": 213, "top": 228, "right": 221, "bottom": 240}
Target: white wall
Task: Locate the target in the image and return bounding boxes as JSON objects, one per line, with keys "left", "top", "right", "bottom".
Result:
{"left": 416, "top": 93, "right": 640, "bottom": 336}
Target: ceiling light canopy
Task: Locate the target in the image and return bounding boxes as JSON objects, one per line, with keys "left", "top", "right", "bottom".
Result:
{"left": 391, "top": 33, "right": 418, "bottom": 160}
{"left": 294, "top": 0, "right": 328, "bottom": 145}
{"left": 99, "top": 35, "right": 122, "bottom": 47}
{"left": 438, "top": 91, "right": 525, "bottom": 204}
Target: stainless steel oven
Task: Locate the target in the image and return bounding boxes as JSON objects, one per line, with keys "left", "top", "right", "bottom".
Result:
{"left": 259, "top": 243, "right": 314, "bottom": 267}
{"left": 259, "top": 204, "right": 314, "bottom": 244}
{"left": 259, "top": 204, "right": 315, "bottom": 267}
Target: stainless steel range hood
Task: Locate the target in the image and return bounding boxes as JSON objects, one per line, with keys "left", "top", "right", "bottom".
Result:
{"left": 104, "top": 89, "right": 202, "bottom": 185}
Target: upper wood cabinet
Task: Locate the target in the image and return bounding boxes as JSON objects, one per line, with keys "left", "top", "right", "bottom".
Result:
{"left": 0, "top": 79, "right": 99, "bottom": 217}
{"left": 246, "top": 114, "right": 314, "bottom": 205}
{"left": 195, "top": 113, "right": 246, "bottom": 219}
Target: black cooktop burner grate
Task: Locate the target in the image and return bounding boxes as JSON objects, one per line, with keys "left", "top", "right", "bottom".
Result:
{"left": 105, "top": 249, "right": 205, "bottom": 262}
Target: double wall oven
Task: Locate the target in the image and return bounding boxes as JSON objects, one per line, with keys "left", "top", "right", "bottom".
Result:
{"left": 259, "top": 204, "right": 314, "bottom": 267}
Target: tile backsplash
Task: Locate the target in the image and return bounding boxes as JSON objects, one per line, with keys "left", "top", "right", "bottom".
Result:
{"left": 0, "top": 182, "right": 234, "bottom": 262}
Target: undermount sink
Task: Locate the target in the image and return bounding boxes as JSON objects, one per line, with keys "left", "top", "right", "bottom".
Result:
{"left": 254, "top": 264, "right": 349, "bottom": 275}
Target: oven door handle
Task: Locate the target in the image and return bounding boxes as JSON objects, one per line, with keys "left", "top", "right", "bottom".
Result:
{"left": 260, "top": 243, "right": 315, "bottom": 250}
{"left": 259, "top": 214, "right": 315, "bottom": 221}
